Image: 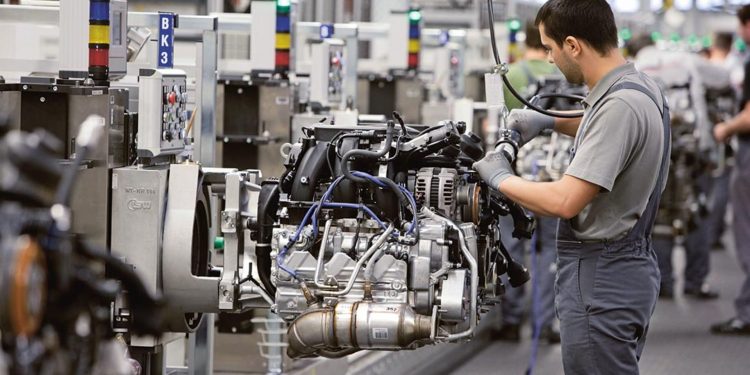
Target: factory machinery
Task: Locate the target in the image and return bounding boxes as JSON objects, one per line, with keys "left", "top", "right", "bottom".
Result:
{"left": 0, "top": 116, "right": 165, "bottom": 374}
{"left": 115, "top": 106, "right": 537, "bottom": 361}
{"left": 0, "top": 64, "right": 536, "bottom": 373}
{"left": 263, "top": 117, "right": 533, "bottom": 358}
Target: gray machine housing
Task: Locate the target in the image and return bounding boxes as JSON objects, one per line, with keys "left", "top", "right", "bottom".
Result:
{"left": 215, "top": 80, "right": 295, "bottom": 178}
{"left": 0, "top": 82, "right": 130, "bottom": 247}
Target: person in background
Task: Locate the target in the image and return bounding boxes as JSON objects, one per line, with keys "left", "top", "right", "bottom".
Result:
{"left": 705, "top": 32, "right": 740, "bottom": 252}
{"left": 711, "top": 4, "right": 750, "bottom": 335}
{"left": 502, "top": 23, "right": 560, "bottom": 111}
{"left": 634, "top": 33, "right": 725, "bottom": 300}
{"left": 493, "top": 22, "right": 561, "bottom": 344}
{"left": 710, "top": 32, "right": 746, "bottom": 95}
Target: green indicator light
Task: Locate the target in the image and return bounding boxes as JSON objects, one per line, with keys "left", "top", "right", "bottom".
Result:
{"left": 703, "top": 36, "right": 712, "bottom": 48}
{"left": 619, "top": 28, "right": 632, "bottom": 41}
{"left": 736, "top": 39, "right": 747, "bottom": 53}
{"left": 651, "top": 31, "right": 662, "bottom": 42}
{"left": 687, "top": 34, "right": 699, "bottom": 45}
{"left": 507, "top": 18, "right": 522, "bottom": 32}
{"left": 409, "top": 10, "right": 421, "bottom": 23}
{"left": 277, "top": 0, "right": 291, "bottom": 11}
{"left": 214, "top": 237, "right": 225, "bottom": 250}
{"left": 670, "top": 33, "right": 680, "bottom": 42}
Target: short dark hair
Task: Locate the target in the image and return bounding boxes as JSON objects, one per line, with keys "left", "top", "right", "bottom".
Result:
{"left": 535, "top": 0, "right": 619, "bottom": 56}
{"left": 713, "top": 32, "right": 734, "bottom": 52}
{"left": 524, "top": 21, "right": 543, "bottom": 50}
{"left": 739, "top": 5, "right": 750, "bottom": 25}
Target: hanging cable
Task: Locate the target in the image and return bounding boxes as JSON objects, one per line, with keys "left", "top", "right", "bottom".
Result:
{"left": 486, "top": 0, "right": 584, "bottom": 119}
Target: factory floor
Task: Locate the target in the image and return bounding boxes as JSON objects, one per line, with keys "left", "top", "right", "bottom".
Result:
{"left": 450, "top": 232, "right": 750, "bottom": 375}
{"left": 212, "top": 231, "right": 750, "bottom": 375}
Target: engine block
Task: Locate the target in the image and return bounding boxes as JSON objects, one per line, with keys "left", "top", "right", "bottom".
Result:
{"left": 253, "top": 120, "right": 533, "bottom": 358}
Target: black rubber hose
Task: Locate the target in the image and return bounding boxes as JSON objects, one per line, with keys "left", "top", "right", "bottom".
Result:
{"left": 536, "top": 93, "right": 586, "bottom": 102}
{"left": 486, "top": 0, "right": 583, "bottom": 119}
{"left": 54, "top": 147, "right": 89, "bottom": 206}
{"left": 340, "top": 121, "right": 395, "bottom": 183}
{"left": 256, "top": 182, "right": 280, "bottom": 296}
{"left": 76, "top": 239, "right": 166, "bottom": 335}
{"left": 291, "top": 143, "right": 331, "bottom": 201}
{"left": 392, "top": 111, "right": 409, "bottom": 138}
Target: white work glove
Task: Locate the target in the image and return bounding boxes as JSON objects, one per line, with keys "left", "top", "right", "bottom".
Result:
{"left": 506, "top": 109, "right": 555, "bottom": 148}
{"left": 473, "top": 150, "right": 515, "bottom": 190}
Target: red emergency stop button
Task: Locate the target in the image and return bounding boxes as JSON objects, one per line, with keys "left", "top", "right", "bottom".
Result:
{"left": 168, "top": 91, "right": 177, "bottom": 105}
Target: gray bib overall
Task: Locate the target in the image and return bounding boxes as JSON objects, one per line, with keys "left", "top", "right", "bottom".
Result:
{"left": 555, "top": 81, "right": 671, "bottom": 374}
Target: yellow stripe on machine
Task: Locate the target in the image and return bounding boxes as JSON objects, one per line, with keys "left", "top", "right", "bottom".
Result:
{"left": 275, "top": 33, "right": 291, "bottom": 50}
{"left": 408, "top": 39, "right": 420, "bottom": 53}
{"left": 89, "top": 24, "right": 110, "bottom": 45}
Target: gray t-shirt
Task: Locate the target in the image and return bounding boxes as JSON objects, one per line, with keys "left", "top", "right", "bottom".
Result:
{"left": 564, "top": 63, "right": 667, "bottom": 241}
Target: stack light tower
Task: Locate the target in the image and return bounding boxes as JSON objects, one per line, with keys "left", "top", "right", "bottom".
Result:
{"left": 88, "top": 0, "right": 110, "bottom": 85}
{"left": 275, "top": 0, "right": 292, "bottom": 75}
{"left": 408, "top": 7, "right": 421, "bottom": 72}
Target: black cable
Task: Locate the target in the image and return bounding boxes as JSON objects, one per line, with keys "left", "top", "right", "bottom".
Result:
{"left": 326, "top": 131, "right": 347, "bottom": 176}
{"left": 54, "top": 147, "right": 89, "bottom": 206}
{"left": 246, "top": 275, "right": 273, "bottom": 301}
{"left": 392, "top": 111, "right": 409, "bottom": 137}
{"left": 384, "top": 136, "right": 403, "bottom": 161}
{"left": 335, "top": 133, "right": 364, "bottom": 159}
{"left": 536, "top": 93, "right": 586, "bottom": 102}
{"left": 350, "top": 217, "right": 363, "bottom": 257}
{"left": 341, "top": 122, "right": 395, "bottom": 183}
{"left": 486, "top": 0, "right": 584, "bottom": 119}
{"left": 487, "top": 0, "right": 502, "bottom": 66}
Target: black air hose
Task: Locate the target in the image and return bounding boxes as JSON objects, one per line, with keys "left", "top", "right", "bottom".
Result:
{"left": 76, "top": 240, "right": 166, "bottom": 335}
{"left": 256, "top": 181, "right": 280, "bottom": 296}
{"left": 340, "top": 121, "right": 395, "bottom": 183}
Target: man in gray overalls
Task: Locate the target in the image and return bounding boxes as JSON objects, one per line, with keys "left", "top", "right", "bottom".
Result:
{"left": 710, "top": 4, "right": 750, "bottom": 336}
{"left": 474, "top": 0, "right": 669, "bottom": 372}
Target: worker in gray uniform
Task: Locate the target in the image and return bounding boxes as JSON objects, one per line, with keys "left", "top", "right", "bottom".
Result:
{"left": 474, "top": 0, "right": 669, "bottom": 372}
{"left": 711, "top": 4, "right": 750, "bottom": 335}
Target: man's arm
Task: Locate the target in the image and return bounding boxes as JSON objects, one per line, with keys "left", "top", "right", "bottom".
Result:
{"left": 715, "top": 103, "right": 750, "bottom": 142}
{"left": 497, "top": 174, "right": 600, "bottom": 219}
{"left": 554, "top": 116, "right": 583, "bottom": 138}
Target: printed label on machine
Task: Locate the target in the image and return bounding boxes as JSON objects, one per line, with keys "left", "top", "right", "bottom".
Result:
{"left": 158, "top": 12, "right": 175, "bottom": 69}
{"left": 372, "top": 328, "right": 389, "bottom": 340}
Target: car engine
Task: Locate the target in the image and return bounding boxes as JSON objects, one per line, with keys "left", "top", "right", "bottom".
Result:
{"left": 252, "top": 117, "right": 533, "bottom": 358}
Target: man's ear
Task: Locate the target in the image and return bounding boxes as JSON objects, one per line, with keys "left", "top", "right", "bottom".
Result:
{"left": 564, "top": 36, "right": 582, "bottom": 57}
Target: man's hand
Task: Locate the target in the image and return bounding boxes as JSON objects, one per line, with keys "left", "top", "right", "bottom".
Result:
{"left": 473, "top": 151, "right": 515, "bottom": 190}
{"left": 507, "top": 109, "right": 555, "bottom": 147}
{"left": 714, "top": 122, "right": 731, "bottom": 143}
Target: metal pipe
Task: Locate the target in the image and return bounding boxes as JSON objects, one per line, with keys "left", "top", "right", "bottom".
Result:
{"left": 239, "top": 283, "right": 274, "bottom": 307}
{"left": 315, "top": 224, "right": 394, "bottom": 297}
{"left": 313, "top": 219, "right": 333, "bottom": 289}
{"left": 286, "top": 302, "right": 432, "bottom": 358}
{"left": 421, "top": 208, "right": 478, "bottom": 341}
{"left": 363, "top": 246, "right": 385, "bottom": 300}
{"left": 363, "top": 248, "right": 384, "bottom": 282}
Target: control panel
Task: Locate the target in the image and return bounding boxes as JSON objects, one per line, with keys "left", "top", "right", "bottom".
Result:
{"left": 310, "top": 39, "right": 345, "bottom": 108}
{"left": 137, "top": 68, "right": 189, "bottom": 158}
{"left": 448, "top": 48, "right": 464, "bottom": 98}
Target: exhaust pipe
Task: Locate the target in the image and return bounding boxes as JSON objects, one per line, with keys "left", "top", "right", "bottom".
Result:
{"left": 287, "top": 302, "right": 432, "bottom": 358}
